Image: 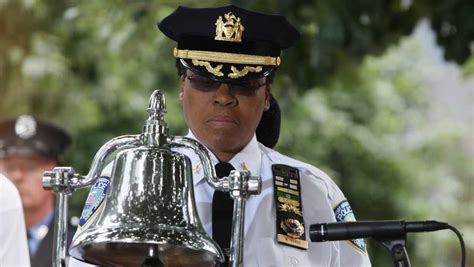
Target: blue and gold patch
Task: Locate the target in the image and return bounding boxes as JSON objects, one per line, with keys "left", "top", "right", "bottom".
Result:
{"left": 78, "top": 176, "right": 110, "bottom": 229}
{"left": 334, "top": 199, "right": 367, "bottom": 254}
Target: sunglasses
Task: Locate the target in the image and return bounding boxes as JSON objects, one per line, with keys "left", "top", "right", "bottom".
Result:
{"left": 185, "top": 73, "right": 267, "bottom": 95}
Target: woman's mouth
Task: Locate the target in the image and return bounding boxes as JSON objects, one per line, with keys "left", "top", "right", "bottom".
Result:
{"left": 207, "top": 115, "right": 237, "bottom": 127}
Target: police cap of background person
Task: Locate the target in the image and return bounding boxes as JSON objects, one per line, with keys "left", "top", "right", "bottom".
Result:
{"left": 0, "top": 115, "right": 75, "bottom": 267}
{"left": 0, "top": 115, "right": 70, "bottom": 160}
{"left": 158, "top": 5, "right": 300, "bottom": 149}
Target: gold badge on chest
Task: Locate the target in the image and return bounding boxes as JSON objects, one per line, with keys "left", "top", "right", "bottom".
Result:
{"left": 272, "top": 164, "right": 308, "bottom": 250}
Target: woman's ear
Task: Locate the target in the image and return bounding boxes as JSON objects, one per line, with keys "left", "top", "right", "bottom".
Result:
{"left": 265, "top": 84, "right": 272, "bottom": 110}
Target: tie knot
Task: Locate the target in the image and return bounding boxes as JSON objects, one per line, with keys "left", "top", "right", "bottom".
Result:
{"left": 215, "top": 162, "right": 235, "bottom": 178}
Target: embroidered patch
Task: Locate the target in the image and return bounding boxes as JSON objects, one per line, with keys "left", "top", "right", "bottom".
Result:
{"left": 79, "top": 176, "right": 110, "bottom": 229}
{"left": 272, "top": 164, "right": 308, "bottom": 250}
{"left": 334, "top": 199, "right": 367, "bottom": 254}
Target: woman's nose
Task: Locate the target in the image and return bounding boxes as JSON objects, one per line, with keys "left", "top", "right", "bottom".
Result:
{"left": 213, "top": 83, "right": 237, "bottom": 106}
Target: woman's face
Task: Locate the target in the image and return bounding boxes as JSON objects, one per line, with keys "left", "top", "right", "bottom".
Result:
{"left": 179, "top": 70, "right": 271, "bottom": 161}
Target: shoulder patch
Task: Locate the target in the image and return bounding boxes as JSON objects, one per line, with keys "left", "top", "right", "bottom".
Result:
{"left": 78, "top": 176, "right": 110, "bottom": 229}
{"left": 334, "top": 199, "right": 367, "bottom": 254}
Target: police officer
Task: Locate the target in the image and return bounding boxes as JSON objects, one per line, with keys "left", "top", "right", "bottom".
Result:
{"left": 157, "top": 5, "right": 371, "bottom": 266}
{"left": 0, "top": 115, "right": 76, "bottom": 267}
{"left": 71, "top": 5, "right": 371, "bottom": 266}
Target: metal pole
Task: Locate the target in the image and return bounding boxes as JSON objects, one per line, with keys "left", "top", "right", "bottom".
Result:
{"left": 52, "top": 190, "right": 68, "bottom": 267}
{"left": 229, "top": 196, "right": 246, "bottom": 267}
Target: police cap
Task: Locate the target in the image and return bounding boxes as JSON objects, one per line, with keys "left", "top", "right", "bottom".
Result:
{"left": 158, "top": 5, "right": 300, "bottom": 81}
{"left": 0, "top": 115, "right": 71, "bottom": 161}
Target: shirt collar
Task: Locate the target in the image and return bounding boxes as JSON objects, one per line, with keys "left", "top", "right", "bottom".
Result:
{"left": 185, "top": 130, "right": 262, "bottom": 185}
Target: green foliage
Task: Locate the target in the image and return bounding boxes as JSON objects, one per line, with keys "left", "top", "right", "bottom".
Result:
{"left": 412, "top": 0, "right": 474, "bottom": 64}
{"left": 0, "top": 0, "right": 472, "bottom": 266}
{"left": 277, "top": 36, "right": 473, "bottom": 266}
{"left": 234, "top": 0, "right": 473, "bottom": 90}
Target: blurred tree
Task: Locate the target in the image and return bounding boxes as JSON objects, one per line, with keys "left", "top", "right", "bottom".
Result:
{"left": 278, "top": 36, "right": 473, "bottom": 265}
{"left": 412, "top": 0, "right": 474, "bottom": 64}
{"left": 234, "top": 0, "right": 473, "bottom": 89}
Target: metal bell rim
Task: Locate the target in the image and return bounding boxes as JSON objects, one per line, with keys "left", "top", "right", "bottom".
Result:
{"left": 70, "top": 225, "right": 224, "bottom": 266}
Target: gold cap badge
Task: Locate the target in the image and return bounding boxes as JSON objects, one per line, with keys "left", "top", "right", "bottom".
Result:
{"left": 215, "top": 12, "right": 244, "bottom": 43}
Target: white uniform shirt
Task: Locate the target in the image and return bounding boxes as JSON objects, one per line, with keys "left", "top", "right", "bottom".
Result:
{"left": 70, "top": 132, "right": 371, "bottom": 266}
{"left": 183, "top": 133, "right": 371, "bottom": 267}
{"left": 0, "top": 174, "right": 31, "bottom": 267}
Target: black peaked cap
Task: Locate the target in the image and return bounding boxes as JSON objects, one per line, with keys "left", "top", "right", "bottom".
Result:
{"left": 0, "top": 115, "right": 71, "bottom": 160}
{"left": 158, "top": 5, "right": 300, "bottom": 81}
{"left": 158, "top": 5, "right": 300, "bottom": 148}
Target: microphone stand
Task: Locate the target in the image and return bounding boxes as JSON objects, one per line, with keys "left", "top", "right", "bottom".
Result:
{"left": 310, "top": 220, "right": 465, "bottom": 267}
{"left": 375, "top": 236, "right": 411, "bottom": 267}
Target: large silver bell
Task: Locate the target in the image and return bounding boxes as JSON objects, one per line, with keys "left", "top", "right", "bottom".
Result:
{"left": 68, "top": 90, "right": 223, "bottom": 266}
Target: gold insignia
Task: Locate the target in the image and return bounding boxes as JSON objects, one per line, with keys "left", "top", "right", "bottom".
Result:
{"left": 278, "top": 196, "right": 300, "bottom": 207}
{"left": 280, "top": 218, "right": 305, "bottom": 239}
{"left": 241, "top": 162, "right": 249, "bottom": 171}
{"left": 174, "top": 48, "right": 281, "bottom": 66}
{"left": 228, "top": 65, "right": 263, "bottom": 79}
{"left": 215, "top": 12, "right": 245, "bottom": 43}
{"left": 191, "top": 59, "right": 224, "bottom": 77}
{"left": 192, "top": 160, "right": 202, "bottom": 174}
{"left": 279, "top": 203, "right": 303, "bottom": 216}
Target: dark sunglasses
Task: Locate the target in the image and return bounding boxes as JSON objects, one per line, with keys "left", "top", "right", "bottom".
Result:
{"left": 185, "top": 73, "right": 267, "bottom": 95}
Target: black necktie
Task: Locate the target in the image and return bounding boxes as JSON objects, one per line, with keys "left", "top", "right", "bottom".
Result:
{"left": 212, "top": 162, "right": 235, "bottom": 266}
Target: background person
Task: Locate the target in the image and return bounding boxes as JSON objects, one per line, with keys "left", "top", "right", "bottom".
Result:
{"left": 0, "top": 115, "right": 76, "bottom": 267}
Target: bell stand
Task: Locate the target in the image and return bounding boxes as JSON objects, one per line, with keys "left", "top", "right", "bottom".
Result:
{"left": 44, "top": 143, "right": 261, "bottom": 267}
{"left": 43, "top": 90, "right": 261, "bottom": 267}
{"left": 43, "top": 167, "right": 74, "bottom": 267}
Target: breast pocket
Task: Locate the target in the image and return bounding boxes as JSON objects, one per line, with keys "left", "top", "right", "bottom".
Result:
{"left": 255, "top": 238, "right": 332, "bottom": 267}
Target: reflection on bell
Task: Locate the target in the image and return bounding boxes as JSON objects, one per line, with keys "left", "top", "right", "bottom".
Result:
{"left": 69, "top": 90, "right": 223, "bottom": 266}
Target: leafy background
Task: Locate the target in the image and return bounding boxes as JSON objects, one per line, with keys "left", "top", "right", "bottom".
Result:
{"left": 0, "top": 0, "right": 472, "bottom": 266}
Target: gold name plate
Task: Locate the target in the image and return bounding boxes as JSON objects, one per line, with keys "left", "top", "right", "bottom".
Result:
{"left": 277, "top": 234, "right": 309, "bottom": 250}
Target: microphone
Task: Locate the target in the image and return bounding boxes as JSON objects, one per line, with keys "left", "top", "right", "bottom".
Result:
{"left": 310, "top": 220, "right": 449, "bottom": 242}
